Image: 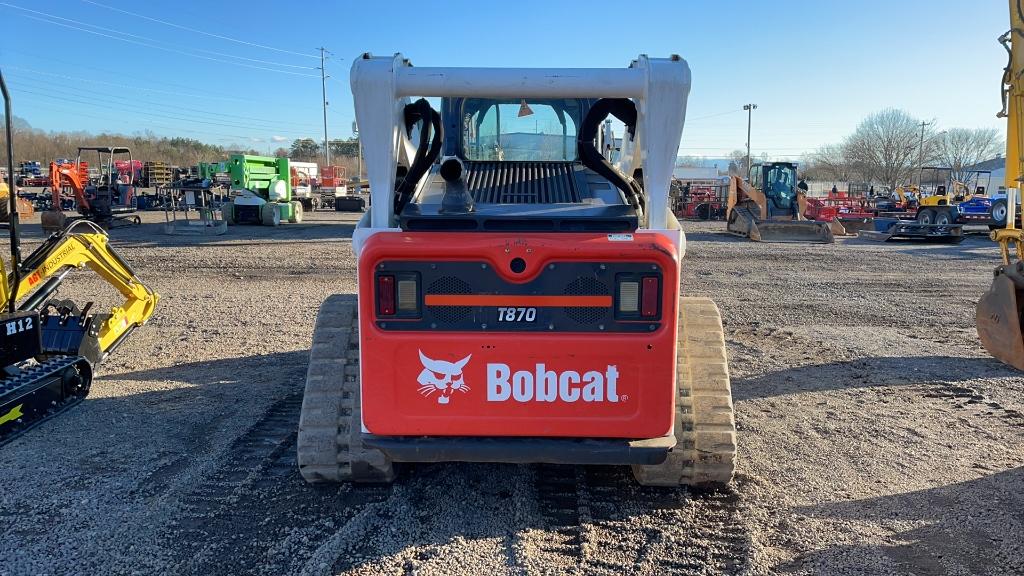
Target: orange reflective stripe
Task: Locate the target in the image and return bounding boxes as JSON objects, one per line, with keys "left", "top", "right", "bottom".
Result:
{"left": 424, "top": 294, "right": 612, "bottom": 307}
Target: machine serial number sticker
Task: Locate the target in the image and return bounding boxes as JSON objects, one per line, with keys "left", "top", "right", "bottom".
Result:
{"left": 607, "top": 234, "right": 633, "bottom": 242}
{"left": 497, "top": 307, "right": 537, "bottom": 322}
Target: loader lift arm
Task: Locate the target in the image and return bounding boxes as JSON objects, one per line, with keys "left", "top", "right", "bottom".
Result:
{"left": 0, "top": 220, "right": 158, "bottom": 359}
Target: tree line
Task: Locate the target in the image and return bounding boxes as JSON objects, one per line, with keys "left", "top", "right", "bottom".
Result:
{"left": 801, "top": 109, "right": 1002, "bottom": 190}
{"left": 722, "top": 109, "right": 1002, "bottom": 191}
{"left": 0, "top": 118, "right": 364, "bottom": 175}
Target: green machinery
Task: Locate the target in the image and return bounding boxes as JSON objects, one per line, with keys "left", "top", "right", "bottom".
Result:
{"left": 220, "top": 154, "right": 304, "bottom": 226}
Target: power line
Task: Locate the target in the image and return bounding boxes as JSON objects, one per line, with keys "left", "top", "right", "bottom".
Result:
{"left": 10, "top": 100, "right": 273, "bottom": 143}
{"left": 2, "top": 5, "right": 319, "bottom": 78}
{"left": 3, "top": 3, "right": 313, "bottom": 70}
{"left": 687, "top": 109, "right": 745, "bottom": 122}
{"left": 4, "top": 65, "right": 252, "bottom": 104}
{"left": 2, "top": 47, "right": 256, "bottom": 102}
{"left": 81, "top": 0, "right": 320, "bottom": 60}
{"left": 6, "top": 75, "right": 323, "bottom": 132}
{"left": 7, "top": 85, "right": 317, "bottom": 137}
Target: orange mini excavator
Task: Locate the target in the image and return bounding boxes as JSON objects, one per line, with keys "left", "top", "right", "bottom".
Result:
{"left": 42, "top": 147, "right": 141, "bottom": 232}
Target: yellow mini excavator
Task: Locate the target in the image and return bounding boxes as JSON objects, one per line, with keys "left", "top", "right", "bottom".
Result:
{"left": 0, "top": 69, "right": 159, "bottom": 444}
{"left": 978, "top": 0, "right": 1024, "bottom": 370}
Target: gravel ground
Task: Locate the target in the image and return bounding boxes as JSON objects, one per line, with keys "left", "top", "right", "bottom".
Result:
{"left": 1, "top": 211, "right": 1022, "bottom": 576}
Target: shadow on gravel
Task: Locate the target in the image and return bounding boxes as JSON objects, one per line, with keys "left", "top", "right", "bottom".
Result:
{"left": 83, "top": 351, "right": 754, "bottom": 575}
{"left": 682, "top": 230, "right": 749, "bottom": 244}
{"left": 779, "top": 467, "right": 1024, "bottom": 575}
{"left": 111, "top": 220, "right": 358, "bottom": 248}
{"left": 732, "top": 355, "right": 1021, "bottom": 401}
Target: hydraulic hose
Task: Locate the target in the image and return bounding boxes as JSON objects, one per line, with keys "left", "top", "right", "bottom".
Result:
{"left": 393, "top": 99, "right": 442, "bottom": 217}
{"left": 577, "top": 98, "right": 645, "bottom": 215}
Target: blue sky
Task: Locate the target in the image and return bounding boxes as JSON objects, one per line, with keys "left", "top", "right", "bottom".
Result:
{"left": 0, "top": 0, "right": 1008, "bottom": 160}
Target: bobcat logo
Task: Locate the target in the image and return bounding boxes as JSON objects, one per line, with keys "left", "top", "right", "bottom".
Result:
{"left": 417, "top": 350, "right": 472, "bottom": 404}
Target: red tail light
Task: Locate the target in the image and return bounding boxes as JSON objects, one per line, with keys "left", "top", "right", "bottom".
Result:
{"left": 641, "top": 276, "right": 659, "bottom": 318}
{"left": 378, "top": 275, "right": 396, "bottom": 316}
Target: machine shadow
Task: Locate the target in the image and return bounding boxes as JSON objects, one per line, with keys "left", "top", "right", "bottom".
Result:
{"left": 731, "top": 355, "right": 1020, "bottom": 402}
{"left": 111, "top": 219, "right": 359, "bottom": 248}
{"left": 83, "top": 352, "right": 752, "bottom": 574}
{"left": 775, "top": 467, "right": 1024, "bottom": 575}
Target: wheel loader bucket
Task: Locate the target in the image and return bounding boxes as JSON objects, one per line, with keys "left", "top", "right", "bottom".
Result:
{"left": 977, "top": 263, "right": 1024, "bottom": 371}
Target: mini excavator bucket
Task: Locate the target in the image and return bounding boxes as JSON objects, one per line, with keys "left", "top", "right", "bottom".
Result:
{"left": 725, "top": 176, "right": 834, "bottom": 243}
{"left": 978, "top": 187, "right": 1024, "bottom": 371}
{"left": 977, "top": 263, "right": 1024, "bottom": 370}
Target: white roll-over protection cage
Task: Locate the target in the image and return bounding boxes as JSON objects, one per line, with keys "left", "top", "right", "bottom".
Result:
{"left": 349, "top": 53, "right": 691, "bottom": 254}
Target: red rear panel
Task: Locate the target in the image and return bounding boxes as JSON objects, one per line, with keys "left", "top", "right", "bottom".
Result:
{"left": 358, "top": 231, "right": 680, "bottom": 439}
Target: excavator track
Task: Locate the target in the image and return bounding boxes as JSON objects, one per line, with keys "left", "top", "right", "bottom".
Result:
{"left": 298, "top": 294, "right": 395, "bottom": 483}
{"left": 632, "top": 297, "right": 737, "bottom": 487}
{"left": 0, "top": 355, "right": 92, "bottom": 446}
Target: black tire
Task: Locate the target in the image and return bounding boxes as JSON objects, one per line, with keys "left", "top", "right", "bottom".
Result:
{"left": 991, "top": 199, "right": 1008, "bottom": 226}
{"left": 934, "top": 208, "right": 953, "bottom": 226}
{"left": 917, "top": 208, "right": 936, "bottom": 225}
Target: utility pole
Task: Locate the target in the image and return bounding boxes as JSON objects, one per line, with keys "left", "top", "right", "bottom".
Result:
{"left": 917, "top": 120, "right": 933, "bottom": 187}
{"left": 318, "top": 47, "right": 331, "bottom": 166}
{"left": 743, "top": 104, "right": 757, "bottom": 174}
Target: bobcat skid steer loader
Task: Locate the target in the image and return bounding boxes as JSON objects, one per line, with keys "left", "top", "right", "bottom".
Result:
{"left": 297, "top": 53, "right": 736, "bottom": 487}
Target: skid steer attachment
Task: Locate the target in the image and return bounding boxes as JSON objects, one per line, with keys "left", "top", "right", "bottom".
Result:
{"left": 298, "top": 53, "right": 736, "bottom": 488}
{"left": 726, "top": 175, "right": 834, "bottom": 243}
{"left": 857, "top": 218, "right": 964, "bottom": 243}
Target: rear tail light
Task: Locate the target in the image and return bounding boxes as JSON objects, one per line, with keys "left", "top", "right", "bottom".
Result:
{"left": 378, "top": 275, "right": 395, "bottom": 315}
{"left": 641, "top": 276, "right": 659, "bottom": 318}
{"left": 397, "top": 279, "right": 418, "bottom": 312}
{"left": 376, "top": 272, "right": 420, "bottom": 318}
{"left": 618, "top": 281, "right": 640, "bottom": 313}
{"left": 616, "top": 274, "right": 661, "bottom": 320}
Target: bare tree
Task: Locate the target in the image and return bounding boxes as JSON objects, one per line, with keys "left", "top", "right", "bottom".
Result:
{"left": 935, "top": 127, "right": 1004, "bottom": 186}
{"left": 843, "top": 108, "right": 930, "bottom": 191}
{"left": 807, "top": 143, "right": 852, "bottom": 181}
{"left": 728, "top": 149, "right": 748, "bottom": 175}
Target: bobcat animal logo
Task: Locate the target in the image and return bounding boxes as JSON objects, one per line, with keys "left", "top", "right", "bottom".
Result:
{"left": 417, "top": 350, "right": 472, "bottom": 404}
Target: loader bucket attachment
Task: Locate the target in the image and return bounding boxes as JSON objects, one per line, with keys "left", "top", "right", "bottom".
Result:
{"left": 837, "top": 218, "right": 873, "bottom": 234}
{"left": 977, "top": 263, "right": 1024, "bottom": 371}
{"left": 750, "top": 220, "right": 835, "bottom": 243}
{"left": 828, "top": 219, "right": 849, "bottom": 237}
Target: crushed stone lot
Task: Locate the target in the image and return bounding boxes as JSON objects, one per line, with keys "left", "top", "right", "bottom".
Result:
{"left": 1, "top": 211, "right": 1023, "bottom": 576}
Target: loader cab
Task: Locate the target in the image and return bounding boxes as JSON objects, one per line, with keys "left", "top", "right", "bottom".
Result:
{"left": 750, "top": 161, "right": 799, "bottom": 218}
{"left": 395, "top": 97, "right": 642, "bottom": 233}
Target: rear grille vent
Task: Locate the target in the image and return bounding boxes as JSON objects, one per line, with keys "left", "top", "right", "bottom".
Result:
{"left": 464, "top": 161, "right": 580, "bottom": 204}
{"left": 563, "top": 277, "right": 609, "bottom": 324}
{"left": 426, "top": 276, "right": 473, "bottom": 324}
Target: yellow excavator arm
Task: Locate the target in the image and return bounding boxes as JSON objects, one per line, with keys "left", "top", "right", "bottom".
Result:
{"left": 0, "top": 222, "right": 158, "bottom": 355}
{"left": 976, "top": 0, "right": 1024, "bottom": 371}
